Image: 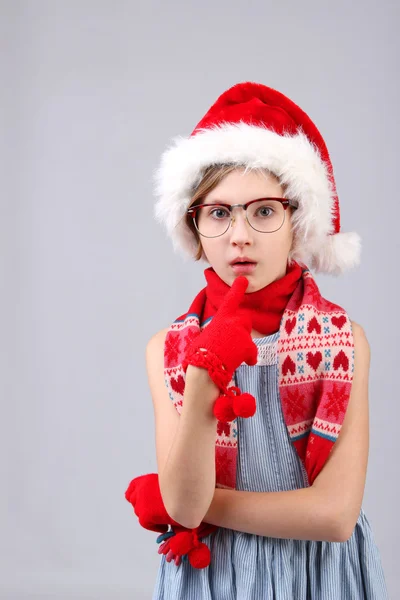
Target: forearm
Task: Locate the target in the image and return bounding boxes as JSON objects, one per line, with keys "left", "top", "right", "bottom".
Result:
{"left": 202, "top": 485, "right": 343, "bottom": 542}
{"left": 159, "top": 366, "right": 220, "bottom": 529}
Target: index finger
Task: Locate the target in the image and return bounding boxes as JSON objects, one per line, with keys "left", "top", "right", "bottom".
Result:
{"left": 219, "top": 276, "right": 249, "bottom": 314}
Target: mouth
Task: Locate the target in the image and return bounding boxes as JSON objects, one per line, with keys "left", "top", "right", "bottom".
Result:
{"left": 230, "top": 262, "right": 257, "bottom": 274}
{"left": 229, "top": 256, "right": 257, "bottom": 266}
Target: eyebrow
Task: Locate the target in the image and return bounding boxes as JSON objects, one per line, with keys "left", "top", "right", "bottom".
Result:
{"left": 203, "top": 199, "right": 227, "bottom": 205}
{"left": 202, "top": 196, "right": 277, "bottom": 205}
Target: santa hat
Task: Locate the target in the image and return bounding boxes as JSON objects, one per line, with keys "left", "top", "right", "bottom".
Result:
{"left": 153, "top": 82, "right": 361, "bottom": 275}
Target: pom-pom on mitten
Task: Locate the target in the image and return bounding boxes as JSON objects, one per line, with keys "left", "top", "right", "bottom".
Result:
{"left": 156, "top": 522, "right": 218, "bottom": 569}
{"left": 213, "top": 386, "right": 257, "bottom": 422}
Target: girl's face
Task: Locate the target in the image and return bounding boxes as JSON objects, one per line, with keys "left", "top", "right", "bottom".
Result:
{"left": 198, "top": 168, "right": 294, "bottom": 293}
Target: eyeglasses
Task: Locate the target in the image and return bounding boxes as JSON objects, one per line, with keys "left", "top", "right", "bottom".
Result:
{"left": 187, "top": 197, "right": 299, "bottom": 238}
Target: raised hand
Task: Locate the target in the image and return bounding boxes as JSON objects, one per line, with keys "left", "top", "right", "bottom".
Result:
{"left": 183, "top": 276, "right": 258, "bottom": 387}
{"left": 182, "top": 276, "right": 258, "bottom": 422}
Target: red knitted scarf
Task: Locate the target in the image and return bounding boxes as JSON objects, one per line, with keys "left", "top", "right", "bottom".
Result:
{"left": 164, "top": 262, "right": 354, "bottom": 487}
{"left": 204, "top": 261, "right": 303, "bottom": 336}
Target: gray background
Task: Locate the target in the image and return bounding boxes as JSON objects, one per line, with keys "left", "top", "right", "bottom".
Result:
{"left": 1, "top": 0, "right": 398, "bottom": 598}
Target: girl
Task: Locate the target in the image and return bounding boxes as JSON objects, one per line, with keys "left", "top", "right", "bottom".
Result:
{"left": 126, "top": 82, "right": 389, "bottom": 599}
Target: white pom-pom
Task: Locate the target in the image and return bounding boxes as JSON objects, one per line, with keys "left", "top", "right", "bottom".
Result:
{"left": 310, "top": 232, "right": 362, "bottom": 276}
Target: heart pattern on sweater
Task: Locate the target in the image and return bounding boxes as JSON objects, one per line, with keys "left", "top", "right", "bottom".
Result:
{"left": 285, "top": 317, "right": 296, "bottom": 335}
{"left": 331, "top": 315, "right": 346, "bottom": 330}
{"left": 170, "top": 374, "right": 185, "bottom": 396}
{"left": 282, "top": 355, "right": 296, "bottom": 375}
{"left": 308, "top": 317, "right": 321, "bottom": 334}
{"left": 307, "top": 351, "right": 323, "bottom": 371}
{"left": 333, "top": 350, "right": 349, "bottom": 371}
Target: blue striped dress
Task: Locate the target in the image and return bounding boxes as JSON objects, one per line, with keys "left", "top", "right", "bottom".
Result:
{"left": 152, "top": 331, "right": 389, "bottom": 599}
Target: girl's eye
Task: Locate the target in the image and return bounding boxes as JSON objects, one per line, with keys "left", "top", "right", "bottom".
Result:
{"left": 257, "top": 206, "right": 274, "bottom": 217}
{"left": 210, "top": 207, "right": 229, "bottom": 219}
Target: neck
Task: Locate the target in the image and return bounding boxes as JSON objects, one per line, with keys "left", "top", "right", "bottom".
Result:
{"left": 251, "top": 328, "right": 268, "bottom": 339}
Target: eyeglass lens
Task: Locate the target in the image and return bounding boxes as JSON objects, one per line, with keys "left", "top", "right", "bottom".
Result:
{"left": 194, "top": 200, "right": 286, "bottom": 237}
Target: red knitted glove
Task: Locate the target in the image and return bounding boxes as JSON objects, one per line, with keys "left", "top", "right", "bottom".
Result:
{"left": 125, "top": 473, "right": 184, "bottom": 533}
{"left": 182, "top": 276, "right": 258, "bottom": 422}
{"left": 125, "top": 473, "right": 219, "bottom": 569}
{"left": 156, "top": 522, "right": 218, "bottom": 569}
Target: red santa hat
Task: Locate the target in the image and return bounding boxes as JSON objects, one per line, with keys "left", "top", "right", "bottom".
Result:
{"left": 153, "top": 81, "right": 361, "bottom": 275}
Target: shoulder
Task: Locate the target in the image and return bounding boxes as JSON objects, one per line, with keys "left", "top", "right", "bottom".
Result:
{"left": 146, "top": 327, "right": 170, "bottom": 365}
{"left": 145, "top": 328, "right": 170, "bottom": 403}
{"left": 350, "top": 320, "right": 370, "bottom": 362}
{"left": 146, "top": 327, "right": 170, "bottom": 350}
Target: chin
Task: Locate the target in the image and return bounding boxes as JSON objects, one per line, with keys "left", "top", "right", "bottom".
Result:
{"left": 245, "top": 280, "right": 259, "bottom": 293}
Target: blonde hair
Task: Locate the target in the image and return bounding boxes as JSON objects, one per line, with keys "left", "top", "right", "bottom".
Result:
{"left": 185, "top": 164, "right": 297, "bottom": 264}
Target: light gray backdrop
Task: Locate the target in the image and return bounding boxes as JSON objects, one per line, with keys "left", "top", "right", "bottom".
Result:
{"left": 1, "top": 0, "right": 398, "bottom": 598}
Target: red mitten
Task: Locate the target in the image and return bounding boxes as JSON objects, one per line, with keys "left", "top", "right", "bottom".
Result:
{"left": 125, "top": 473, "right": 185, "bottom": 533}
{"left": 125, "top": 473, "right": 220, "bottom": 569}
{"left": 157, "top": 522, "right": 219, "bottom": 569}
{"left": 183, "top": 276, "right": 258, "bottom": 387}
{"left": 182, "top": 276, "right": 258, "bottom": 421}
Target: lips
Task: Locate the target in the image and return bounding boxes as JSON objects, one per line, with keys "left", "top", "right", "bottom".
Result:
{"left": 229, "top": 257, "right": 257, "bottom": 266}
{"left": 230, "top": 262, "right": 257, "bottom": 274}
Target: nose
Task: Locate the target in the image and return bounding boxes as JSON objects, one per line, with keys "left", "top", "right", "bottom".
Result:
{"left": 228, "top": 207, "right": 253, "bottom": 246}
